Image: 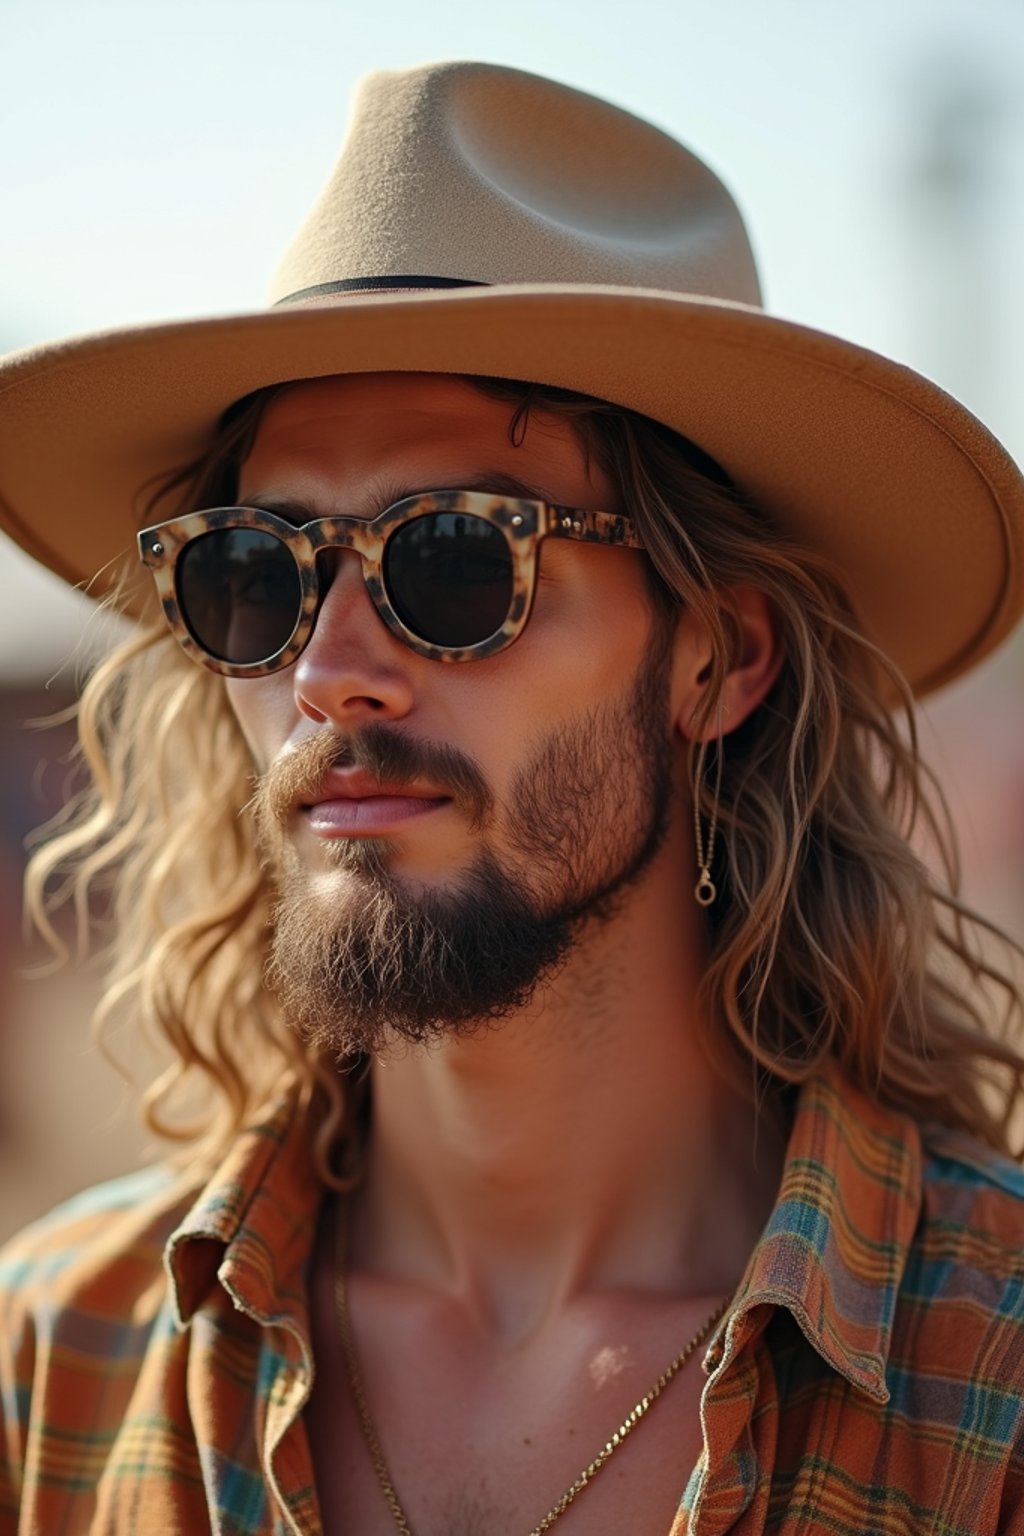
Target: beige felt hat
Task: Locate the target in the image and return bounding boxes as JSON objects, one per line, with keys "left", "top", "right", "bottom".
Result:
{"left": 1, "top": 59, "right": 1022, "bottom": 694}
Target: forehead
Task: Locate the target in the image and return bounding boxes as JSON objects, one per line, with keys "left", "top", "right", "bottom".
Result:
{"left": 238, "top": 372, "right": 615, "bottom": 510}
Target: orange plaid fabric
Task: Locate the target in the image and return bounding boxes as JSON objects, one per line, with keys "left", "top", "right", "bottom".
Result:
{"left": 2, "top": 1064, "right": 1024, "bottom": 1534}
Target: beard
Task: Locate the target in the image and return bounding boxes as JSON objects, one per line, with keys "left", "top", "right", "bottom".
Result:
{"left": 254, "top": 627, "right": 677, "bottom": 1059}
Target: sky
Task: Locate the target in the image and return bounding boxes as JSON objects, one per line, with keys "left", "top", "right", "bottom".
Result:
{"left": 2, "top": 0, "right": 1024, "bottom": 681}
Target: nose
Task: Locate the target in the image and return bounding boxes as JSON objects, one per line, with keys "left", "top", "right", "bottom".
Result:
{"left": 292, "top": 552, "right": 416, "bottom": 728}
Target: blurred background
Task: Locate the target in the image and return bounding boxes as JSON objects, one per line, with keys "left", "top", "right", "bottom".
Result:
{"left": 3, "top": 0, "right": 1024, "bottom": 1239}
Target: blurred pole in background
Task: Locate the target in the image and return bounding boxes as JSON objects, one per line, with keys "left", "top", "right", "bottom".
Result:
{"left": 903, "top": 51, "right": 1024, "bottom": 938}
{"left": 907, "top": 56, "right": 1002, "bottom": 418}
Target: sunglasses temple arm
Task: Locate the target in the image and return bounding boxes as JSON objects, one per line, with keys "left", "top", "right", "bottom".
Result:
{"left": 545, "top": 506, "right": 645, "bottom": 550}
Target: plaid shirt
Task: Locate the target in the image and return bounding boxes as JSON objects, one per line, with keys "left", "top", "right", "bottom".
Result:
{"left": 2, "top": 1064, "right": 1023, "bottom": 1535}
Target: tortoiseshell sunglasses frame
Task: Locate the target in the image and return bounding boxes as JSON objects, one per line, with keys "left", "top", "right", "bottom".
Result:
{"left": 138, "top": 490, "right": 645, "bottom": 678}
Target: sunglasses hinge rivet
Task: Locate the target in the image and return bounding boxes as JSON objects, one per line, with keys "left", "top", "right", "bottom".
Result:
{"left": 151, "top": 541, "right": 164, "bottom": 556}
{"left": 511, "top": 514, "right": 523, "bottom": 527}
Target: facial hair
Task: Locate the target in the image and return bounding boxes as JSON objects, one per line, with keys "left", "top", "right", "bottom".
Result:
{"left": 254, "top": 630, "right": 676, "bottom": 1059}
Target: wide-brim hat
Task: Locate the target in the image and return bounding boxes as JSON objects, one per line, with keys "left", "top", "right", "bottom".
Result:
{"left": 1, "top": 60, "right": 1022, "bottom": 695}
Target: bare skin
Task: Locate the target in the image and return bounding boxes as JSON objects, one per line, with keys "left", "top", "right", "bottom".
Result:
{"left": 226, "top": 372, "right": 788, "bottom": 1535}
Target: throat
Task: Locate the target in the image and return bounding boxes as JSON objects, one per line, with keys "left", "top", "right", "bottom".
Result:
{"left": 357, "top": 1008, "right": 786, "bottom": 1329}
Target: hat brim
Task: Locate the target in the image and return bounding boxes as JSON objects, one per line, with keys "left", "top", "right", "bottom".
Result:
{"left": 1, "top": 283, "right": 1021, "bottom": 695}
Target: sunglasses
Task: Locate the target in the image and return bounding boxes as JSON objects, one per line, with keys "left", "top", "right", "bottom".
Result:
{"left": 137, "top": 490, "right": 645, "bottom": 677}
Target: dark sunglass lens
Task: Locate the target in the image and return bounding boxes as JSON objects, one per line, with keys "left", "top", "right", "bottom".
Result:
{"left": 177, "top": 528, "right": 302, "bottom": 664}
{"left": 384, "top": 514, "right": 513, "bottom": 647}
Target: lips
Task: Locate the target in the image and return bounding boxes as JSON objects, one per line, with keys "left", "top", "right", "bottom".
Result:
{"left": 302, "top": 766, "right": 451, "bottom": 835}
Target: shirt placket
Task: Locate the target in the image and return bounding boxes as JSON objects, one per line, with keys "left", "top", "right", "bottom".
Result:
{"left": 680, "top": 1304, "right": 778, "bottom": 1536}
{"left": 216, "top": 1245, "right": 321, "bottom": 1536}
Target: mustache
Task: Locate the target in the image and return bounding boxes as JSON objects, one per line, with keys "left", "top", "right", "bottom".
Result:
{"left": 255, "top": 722, "right": 494, "bottom": 832}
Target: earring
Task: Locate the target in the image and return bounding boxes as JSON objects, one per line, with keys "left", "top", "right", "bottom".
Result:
{"left": 692, "top": 734, "right": 723, "bottom": 908}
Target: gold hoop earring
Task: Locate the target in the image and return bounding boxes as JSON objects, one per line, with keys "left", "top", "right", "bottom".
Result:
{"left": 692, "top": 735, "right": 724, "bottom": 908}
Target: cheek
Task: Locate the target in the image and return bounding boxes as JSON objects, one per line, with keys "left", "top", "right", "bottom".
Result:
{"left": 443, "top": 577, "right": 656, "bottom": 801}
{"left": 526, "top": 550, "right": 655, "bottom": 689}
{"left": 223, "top": 675, "right": 297, "bottom": 771}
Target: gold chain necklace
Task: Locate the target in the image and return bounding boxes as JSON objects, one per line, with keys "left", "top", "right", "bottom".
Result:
{"left": 333, "top": 1200, "right": 730, "bottom": 1536}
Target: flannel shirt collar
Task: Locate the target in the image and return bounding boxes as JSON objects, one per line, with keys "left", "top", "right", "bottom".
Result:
{"left": 703, "top": 1062, "right": 922, "bottom": 1401}
{"left": 165, "top": 1093, "right": 320, "bottom": 1334}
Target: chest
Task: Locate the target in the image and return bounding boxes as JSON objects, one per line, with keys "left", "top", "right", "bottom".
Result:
{"left": 305, "top": 1225, "right": 710, "bottom": 1536}
{"left": 306, "top": 1348, "right": 706, "bottom": 1536}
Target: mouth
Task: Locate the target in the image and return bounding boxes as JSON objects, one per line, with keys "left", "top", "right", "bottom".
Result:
{"left": 301, "top": 766, "right": 452, "bottom": 836}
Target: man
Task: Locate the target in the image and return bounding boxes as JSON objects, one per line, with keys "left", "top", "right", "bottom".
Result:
{"left": 2, "top": 58, "right": 1024, "bottom": 1536}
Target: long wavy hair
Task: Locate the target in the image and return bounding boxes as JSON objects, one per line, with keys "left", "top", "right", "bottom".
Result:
{"left": 24, "top": 375, "right": 1024, "bottom": 1180}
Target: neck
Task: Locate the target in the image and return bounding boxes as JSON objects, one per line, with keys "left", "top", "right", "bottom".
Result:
{"left": 350, "top": 825, "right": 789, "bottom": 1336}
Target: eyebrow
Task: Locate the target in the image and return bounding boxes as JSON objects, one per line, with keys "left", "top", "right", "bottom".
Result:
{"left": 240, "top": 471, "right": 564, "bottom": 525}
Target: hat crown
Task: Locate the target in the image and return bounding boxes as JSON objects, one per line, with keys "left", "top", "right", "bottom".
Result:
{"left": 270, "top": 61, "right": 762, "bottom": 305}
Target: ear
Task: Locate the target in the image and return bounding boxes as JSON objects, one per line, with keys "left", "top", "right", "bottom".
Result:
{"left": 671, "top": 586, "right": 784, "bottom": 743}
